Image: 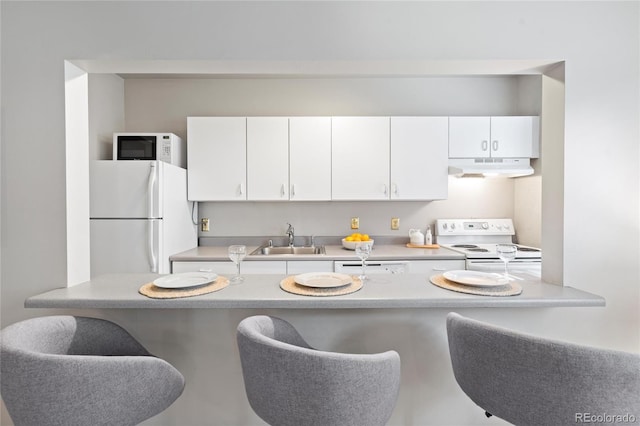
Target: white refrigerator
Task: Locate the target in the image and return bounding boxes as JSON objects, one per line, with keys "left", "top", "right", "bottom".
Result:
{"left": 90, "top": 160, "right": 197, "bottom": 277}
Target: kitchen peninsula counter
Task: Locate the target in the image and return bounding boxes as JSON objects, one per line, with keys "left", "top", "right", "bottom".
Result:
{"left": 26, "top": 273, "right": 605, "bottom": 310}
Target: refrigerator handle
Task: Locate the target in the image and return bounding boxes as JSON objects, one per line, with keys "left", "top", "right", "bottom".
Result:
{"left": 148, "top": 163, "right": 158, "bottom": 272}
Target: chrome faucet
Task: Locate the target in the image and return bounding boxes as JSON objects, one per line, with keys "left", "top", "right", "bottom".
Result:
{"left": 286, "top": 223, "right": 295, "bottom": 247}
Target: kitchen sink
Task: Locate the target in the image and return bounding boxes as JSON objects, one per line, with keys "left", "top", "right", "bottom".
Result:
{"left": 250, "top": 245, "right": 326, "bottom": 256}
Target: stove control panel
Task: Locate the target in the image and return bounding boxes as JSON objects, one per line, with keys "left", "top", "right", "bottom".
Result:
{"left": 435, "top": 219, "right": 514, "bottom": 236}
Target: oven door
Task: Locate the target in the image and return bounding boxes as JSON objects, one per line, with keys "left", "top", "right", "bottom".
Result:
{"left": 466, "top": 259, "right": 541, "bottom": 279}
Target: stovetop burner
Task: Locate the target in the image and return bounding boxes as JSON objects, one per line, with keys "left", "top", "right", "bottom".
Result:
{"left": 452, "top": 244, "right": 478, "bottom": 249}
{"left": 467, "top": 248, "right": 490, "bottom": 252}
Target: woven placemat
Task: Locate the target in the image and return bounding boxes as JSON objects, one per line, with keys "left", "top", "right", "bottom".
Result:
{"left": 429, "top": 274, "right": 522, "bottom": 297}
{"left": 280, "top": 275, "right": 363, "bottom": 297}
{"left": 139, "top": 276, "right": 230, "bottom": 299}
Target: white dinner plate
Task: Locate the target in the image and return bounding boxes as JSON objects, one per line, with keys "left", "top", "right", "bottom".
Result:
{"left": 294, "top": 272, "right": 353, "bottom": 288}
{"left": 153, "top": 272, "right": 218, "bottom": 289}
{"left": 443, "top": 270, "right": 509, "bottom": 287}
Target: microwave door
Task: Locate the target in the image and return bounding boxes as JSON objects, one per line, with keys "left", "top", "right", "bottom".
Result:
{"left": 116, "top": 135, "right": 156, "bottom": 161}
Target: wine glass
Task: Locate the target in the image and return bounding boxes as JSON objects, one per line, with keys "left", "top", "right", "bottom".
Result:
{"left": 355, "top": 242, "right": 372, "bottom": 281}
{"left": 228, "top": 245, "right": 246, "bottom": 283}
{"left": 496, "top": 244, "right": 517, "bottom": 280}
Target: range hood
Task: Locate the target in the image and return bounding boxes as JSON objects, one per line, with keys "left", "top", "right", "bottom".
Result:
{"left": 448, "top": 158, "right": 534, "bottom": 178}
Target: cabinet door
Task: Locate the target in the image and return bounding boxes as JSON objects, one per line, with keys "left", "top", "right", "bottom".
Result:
{"left": 332, "top": 117, "right": 390, "bottom": 200}
{"left": 490, "top": 116, "right": 537, "bottom": 158}
{"left": 289, "top": 117, "right": 332, "bottom": 201}
{"left": 390, "top": 117, "right": 448, "bottom": 200}
{"left": 172, "top": 261, "right": 237, "bottom": 274}
{"left": 242, "top": 261, "right": 287, "bottom": 274}
{"left": 187, "top": 117, "right": 246, "bottom": 201}
{"left": 247, "top": 117, "right": 290, "bottom": 200}
{"left": 448, "top": 117, "right": 491, "bottom": 158}
{"left": 287, "top": 261, "right": 334, "bottom": 274}
{"left": 408, "top": 259, "right": 466, "bottom": 275}
{"left": 172, "top": 260, "right": 286, "bottom": 274}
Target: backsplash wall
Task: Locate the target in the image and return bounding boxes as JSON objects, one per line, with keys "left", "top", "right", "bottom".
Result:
{"left": 197, "top": 177, "right": 517, "bottom": 241}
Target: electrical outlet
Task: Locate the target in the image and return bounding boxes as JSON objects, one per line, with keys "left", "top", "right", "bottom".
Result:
{"left": 391, "top": 217, "right": 400, "bottom": 230}
{"left": 201, "top": 218, "right": 210, "bottom": 232}
{"left": 351, "top": 217, "right": 360, "bottom": 229}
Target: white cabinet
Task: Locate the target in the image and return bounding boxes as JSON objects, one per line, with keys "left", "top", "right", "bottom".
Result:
{"left": 247, "top": 117, "right": 290, "bottom": 200}
{"left": 187, "top": 117, "right": 246, "bottom": 201}
{"left": 172, "top": 260, "right": 286, "bottom": 274}
{"left": 449, "top": 116, "right": 539, "bottom": 159}
{"left": 289, "top": 117, "right": 332, "bottom": 201}
{"left": 172, "top": 261, "right": 237, "bottom": 274}
{"left": 332, "top": 117, "right": 390, "bottom": 200}
{"left": 242, "top": 261, "right": 287, "bottom": 274}
{"left": 489, "top": 116, "right": 539, "bottom": 158}
{"left": 287, "top": 260, "right": 334, "bottom": 274}
{"left": 390, "top": 117, "right": 448, "bottom": 200}
{"left": 188, "top": 115, "right": 453, "bottom": 202}
{"left": 408, "top": 259, "right": 466, "bottom": 275}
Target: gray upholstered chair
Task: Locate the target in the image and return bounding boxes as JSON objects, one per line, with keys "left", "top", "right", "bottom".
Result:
{"left": 236, "top": 315, "right": 401, "bottom": 426}
{"left": 0, "top": 315, "right": 185, "bottom": 426}
{"left": 446, "top": 312, "right": 640, "bottom": 425}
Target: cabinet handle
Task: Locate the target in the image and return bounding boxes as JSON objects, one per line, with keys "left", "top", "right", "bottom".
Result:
{"left": 492, "top": 140, "right": 499, "bottom": 151}
{"left": 281, "top": 184, "right": 285, "bottom": 197}
{"left": 239, "top": 183, "right": 244, "bottom": 196}
{"left": 481, "top": 140, "right": 489, "bottom": 151}
{"left": 392, "top": 183, "right": 399, "bottom": 196}
{"left": 382, "top": 184, "right": 388, "bottom": 195}
{"left": 291, "top": 184, "right": 296, "bottom": 197}
{"left": 199, "top": 268, "right": 213, "bottom": 273}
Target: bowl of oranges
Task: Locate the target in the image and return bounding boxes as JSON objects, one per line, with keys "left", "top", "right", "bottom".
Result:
{"left": 342, "top": 233, "right": 374, "bottom": 250}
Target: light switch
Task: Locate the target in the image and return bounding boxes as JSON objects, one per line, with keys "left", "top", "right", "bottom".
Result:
{"left": 351, "top": 217, "right": 360, "bottom": 230}
{"left": 391, "top": 217, "right": 400, "bottom": 230}
{"left": 201, "top": 218, "right": 210, "bottom": 232}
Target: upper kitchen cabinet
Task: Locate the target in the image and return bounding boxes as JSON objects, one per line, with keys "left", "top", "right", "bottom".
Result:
{"left": 449, "top": 116, "right": 539, "bottom": 159}
{"left": 187, "top": 117, "right": 247, "bottom": 201}
{"left": 332, "top": 117, "right": 390, "bottom": 200}
{"left": 247, "top": 117, "right": 289, "bottom": 200}
{"left": 289, "top": 117, "right": 332, "bottom": 201}
{"left": 390, "top": 117, "right": 448, "bottom": 200}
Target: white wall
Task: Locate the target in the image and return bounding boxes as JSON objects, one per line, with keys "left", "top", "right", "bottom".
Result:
{"left": 121, "top": 75, "right": 527, "bottom": 239}
{"left": 2, "top": 2, "right": 638, "bottom": 425}
{"left": 89, "top": 74, "right": 125, "bottom": 160}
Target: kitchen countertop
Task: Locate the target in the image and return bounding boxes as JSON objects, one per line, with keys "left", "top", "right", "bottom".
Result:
{"left": 170, "top": 244, "right": 465, "bottom": 262}
{"left": 25, "top": 273, "right": 605, "bottom": 310}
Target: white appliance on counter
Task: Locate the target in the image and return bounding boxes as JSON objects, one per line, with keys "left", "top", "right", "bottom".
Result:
{"left": 334, "top": 260, "right": 410, "bottom": 274}
{"left": 113, "top": 133, "right": 185, "bottom": 168}
{"left": 435, "top": 218, "right": 541, "bottom": 278}
{"left": 90, "top": 160, "right": 197, "bottom": 277}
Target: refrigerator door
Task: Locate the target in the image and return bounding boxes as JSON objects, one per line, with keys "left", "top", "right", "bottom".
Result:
{"left": 90, "top": 160, "right": 162, "bottom": 219}
{"left": 90, "top": 218, "right": 162, "bottom": 276}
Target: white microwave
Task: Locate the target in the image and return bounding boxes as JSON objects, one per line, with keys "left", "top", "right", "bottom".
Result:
{"left": 113, "top": 133, "right": 185, "bottom": 168}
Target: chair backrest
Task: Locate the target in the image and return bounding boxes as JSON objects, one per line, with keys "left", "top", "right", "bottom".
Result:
{"left": 237, "top": 315, "right": 401, "bottom": 426}
{"left": 446, "top": 312, "right": 640, "bottom": 426}
{"left": 1, "top": 315, "right": 185, "bottom": 426}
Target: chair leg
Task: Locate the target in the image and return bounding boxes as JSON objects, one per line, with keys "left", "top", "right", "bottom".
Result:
{"left": 485, "top": 411, "right": 493, "bottom": 418}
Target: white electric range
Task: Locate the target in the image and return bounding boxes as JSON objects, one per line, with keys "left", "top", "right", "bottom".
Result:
{"left": 435, "top": 218, "right": 542, "bottom": 278}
